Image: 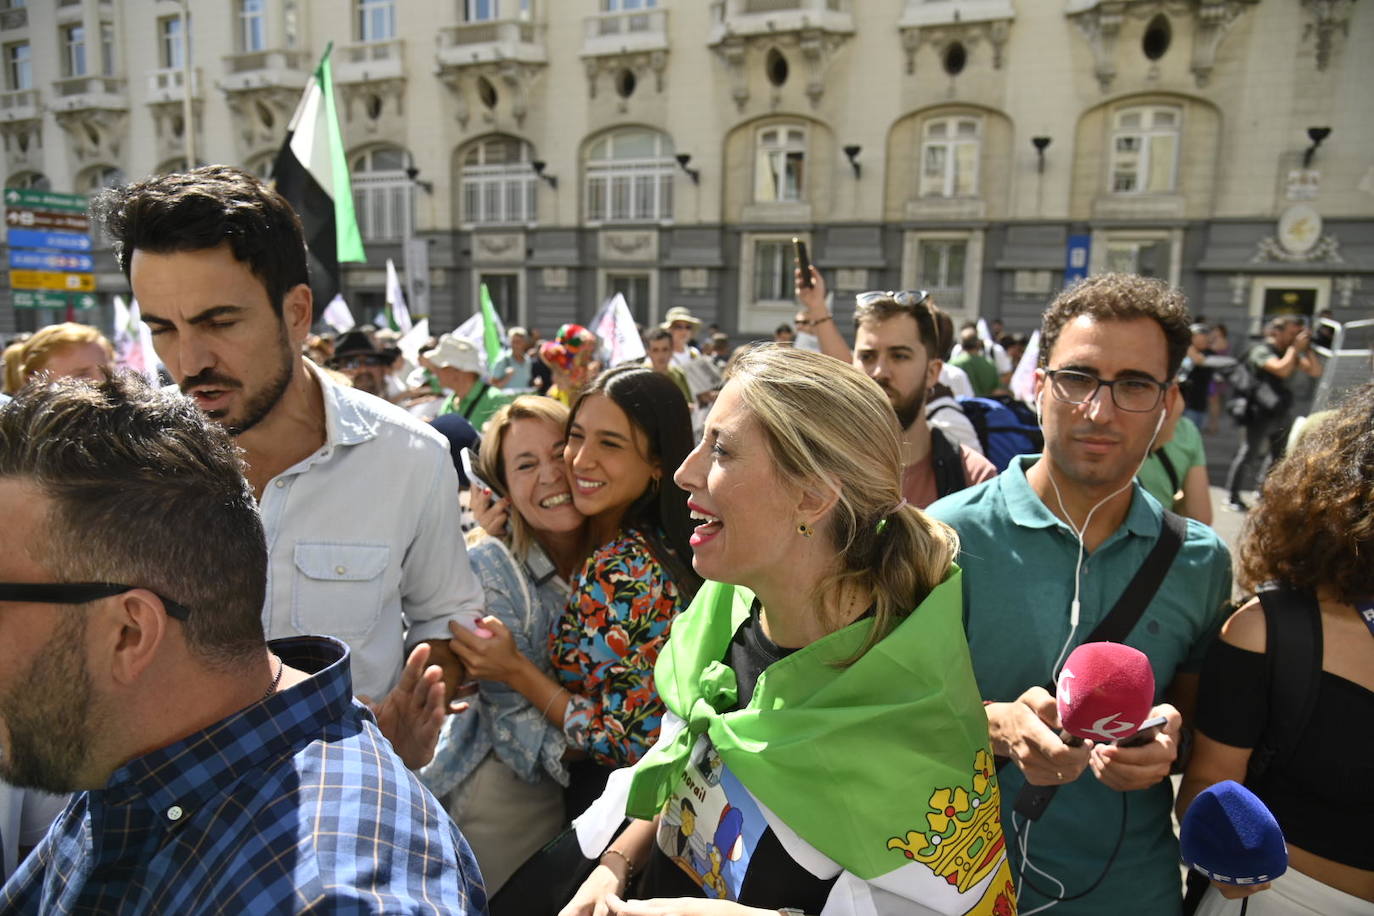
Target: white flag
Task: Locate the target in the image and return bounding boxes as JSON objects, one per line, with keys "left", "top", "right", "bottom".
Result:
{"left": 385, "top": 258, "right": 412, "bottom": 333}
{"left": 593, "top": 293, "right": 646, "bottom": 366}
{"left": 1010, "top": 330, "right": 1040, "bottom": 405}
{"left": 397, "top": 318, "right": 429, "bottom": 366}
{"left": 112, "top": 295, "right": 162, "bottom": 384}
{"left": 452, "top": 309, "right": 507, "bottom": 376}
{"left": 322, "top": 293, "right": 355, "bottom": 333}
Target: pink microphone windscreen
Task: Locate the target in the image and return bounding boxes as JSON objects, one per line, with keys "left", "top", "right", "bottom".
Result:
{"left": 1056, "top": 642, "right": 1156, "bottom": 743}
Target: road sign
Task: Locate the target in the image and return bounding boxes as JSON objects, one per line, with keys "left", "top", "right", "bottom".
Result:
{"left": 5, "top": 208, "right": 89, "bottom": 231}
{"left": 3, "top": 187, "right": 87, "bottom": 213}
{"left": 9, "top": 250, "right": 94, "bottom": 272}
{"left": 1065, "top": 234, "right": 1091, "bottom": 285}
{"left": 72, "top": 292, "right": 98, "bottom": 309}
{"left": 12, "top": 290, "right": 71, "bottom": 309}
{"left": 6, "top": 227, "right": 92, "bottom": 251}
{"left": 9, "top": 269, "right": 96, "bottom": 292}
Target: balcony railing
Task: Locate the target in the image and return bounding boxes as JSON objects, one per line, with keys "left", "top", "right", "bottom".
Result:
{"left": 50, "top": 75, "right": 127, "bottom": 110}
{"left": 0, "top": 6, "right": 27, "bottom": 30}
{"left": 583, "top": 9, "right": 668, "bottom": 56}
{"left": 437, "top": 20, "right": 545, "bottom": 67}
{"left": 220, "top": 49, "right": 312, "bottom": 92}
{"left": 225, "top": 48, "right": 311, "bottom": 74}
{"left": 0, "top": 88, "right": 39, "bottom": 120}
{"left": 711, "top": 0, "right": 851, "bottom": 41}
{"left": 742, "top": 0, "right": 842, "bottom": 11}
{"left": 334, "top": 38, "right": 404, "bottom": 83}
{"left": 146, "top": 67, "right": 201, "bottom": 102}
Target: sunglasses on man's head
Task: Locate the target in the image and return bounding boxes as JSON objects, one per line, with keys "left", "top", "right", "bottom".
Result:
{"left": 855, "top": 290, "right": 931, "bottom": 309}
{"left": 0, "top": 583, "right": 192, "bottom": 620}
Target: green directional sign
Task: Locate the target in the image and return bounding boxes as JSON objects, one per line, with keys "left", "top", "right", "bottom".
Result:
{"left": 3, "top": 187, "right": 88, "bottom": 213}
{"left": 72, "top": 292, "right": 98, "bottom": 309}
{"left": 12, "top": 289, "right": 71, "bottom": 309}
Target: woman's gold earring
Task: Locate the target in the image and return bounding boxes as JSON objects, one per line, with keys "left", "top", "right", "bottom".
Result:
{"left": 797, "top": 522, "right": 812, "bottom": 538}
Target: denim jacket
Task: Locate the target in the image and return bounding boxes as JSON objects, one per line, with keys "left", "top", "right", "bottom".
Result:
{"left": 421, "top": 537, "right": 570, "bottom": 797}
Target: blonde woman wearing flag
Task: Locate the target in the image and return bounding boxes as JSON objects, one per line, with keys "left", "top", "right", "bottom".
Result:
{"left": 562, "top": 346, "right": 1014, "bottom": 916}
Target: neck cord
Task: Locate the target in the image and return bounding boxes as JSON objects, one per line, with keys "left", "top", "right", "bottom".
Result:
{"left": 261, "top": 654, "right": 284, "bottom": 702}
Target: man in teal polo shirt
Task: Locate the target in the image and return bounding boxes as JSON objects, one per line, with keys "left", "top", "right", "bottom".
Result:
{"left": 929, "top": 273, "right": 1232, "bottom": 915}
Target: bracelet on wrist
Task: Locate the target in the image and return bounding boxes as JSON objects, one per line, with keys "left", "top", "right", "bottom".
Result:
{"left": 601, "top": 847, "right": 635, "bottom": 881}
{"left": 810, "top": 314, "right": 833, "bottom": 327}
{"left": 540, "top": 686, "right": 568, "bottom": 720}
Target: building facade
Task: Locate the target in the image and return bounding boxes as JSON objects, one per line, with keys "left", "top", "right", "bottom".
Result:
{"left": 2, "top": 0, "right": 1371, "bottom": 340}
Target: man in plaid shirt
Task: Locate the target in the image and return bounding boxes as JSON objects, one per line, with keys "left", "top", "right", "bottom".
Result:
{"left": 0, "top": 375, "right": 486, "bottom": 914}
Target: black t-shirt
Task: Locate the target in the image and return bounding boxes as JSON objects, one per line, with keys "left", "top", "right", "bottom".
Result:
{"left": 635, "top": 603, "right": 839, "bottom": 912}
{"left": 1196, "top": 639, "right": 1374, "bottom": 869}
{"left": 1179, "top": 349, "right": 1215, "bottom": 412}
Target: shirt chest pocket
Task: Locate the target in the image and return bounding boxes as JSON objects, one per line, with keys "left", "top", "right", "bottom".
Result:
{"left": 291, "top": 543, "right": 391, "bottom": 640}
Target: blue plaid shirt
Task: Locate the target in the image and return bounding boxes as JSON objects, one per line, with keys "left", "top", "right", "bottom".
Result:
{"left": 0, "top": 637, "right": 487, "bottom": 915}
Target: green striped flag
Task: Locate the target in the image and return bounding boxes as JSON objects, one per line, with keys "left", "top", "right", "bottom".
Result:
{"left": 272, "top": 42, "right": 365, "bottom": 311}
{"left": 478, "top": 283, "right": 503, "bottom": 370}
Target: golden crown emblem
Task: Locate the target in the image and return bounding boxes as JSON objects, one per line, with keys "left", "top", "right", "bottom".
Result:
{"left": 887, "top": 749, "right": 1005, "bottom": 894}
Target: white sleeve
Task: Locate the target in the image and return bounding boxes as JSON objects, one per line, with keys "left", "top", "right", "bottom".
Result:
{"left": 399, "top": 442, "right": 484, "bottom": 646}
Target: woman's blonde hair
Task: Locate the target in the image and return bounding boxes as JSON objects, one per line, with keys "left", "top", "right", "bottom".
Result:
{"left": 473, "top": 395, "right": 572, "bottom": 561}
{"left": 724, "top": 345, "right": 959, "bottom": 661}
{"left": 13, "top": 323, "right": 113, "bottom": 387}
{"left": 2, "top": 338, "right": 27, "bottom": 394}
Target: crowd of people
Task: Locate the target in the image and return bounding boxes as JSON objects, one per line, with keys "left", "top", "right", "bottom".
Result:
{"left": 0, "top": 164, "right": 1369, "bottom": 916}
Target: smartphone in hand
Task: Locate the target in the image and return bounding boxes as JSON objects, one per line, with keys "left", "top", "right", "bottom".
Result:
{"left": 793, "top": 237, "right": 813, "bottom": 289}
{"left": 1116, "top": 714, "right": 1169, "bottom": 748}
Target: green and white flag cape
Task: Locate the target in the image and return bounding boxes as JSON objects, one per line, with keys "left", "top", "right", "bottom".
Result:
{"left": 608, "top": 568, "right": 1014, "bottom": 912}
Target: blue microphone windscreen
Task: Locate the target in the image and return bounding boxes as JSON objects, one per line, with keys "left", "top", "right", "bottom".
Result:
{"left": 1180, "top": 780, "right": 1288, "bottom": 885}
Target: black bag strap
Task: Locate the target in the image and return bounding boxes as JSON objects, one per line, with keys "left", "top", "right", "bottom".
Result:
{"left": 929, "top": 426, "right": 968, "bottom": 499}
{"left": 1244, "top": 585, "right": 1323, "bottom": 791}
{"left": 1083, "top": 510, "right": 1188, "bottom": 645}
{"left": 460, "top": 383, "right": 490, "bottom": 420}
{"left": 1032, "top": 510, "right": 1188, "bottom": 693}
{"left": 1153, "top": 447, "right": 1181, "bottom": 499}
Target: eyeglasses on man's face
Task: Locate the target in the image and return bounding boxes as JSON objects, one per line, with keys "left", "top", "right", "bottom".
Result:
{"left": 1044, "top": 369, "right": 1169, "bottom": 413}
{"left": 334, "top": 354, "right": 390, "bottom": 370}
{"left": 0, "top": 583, "right": 191, "bottom": 620}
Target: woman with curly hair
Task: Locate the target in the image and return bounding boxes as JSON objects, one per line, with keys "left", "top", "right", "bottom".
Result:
{"left": 1177, "top": 381, "right": 1374, "bottom": 915}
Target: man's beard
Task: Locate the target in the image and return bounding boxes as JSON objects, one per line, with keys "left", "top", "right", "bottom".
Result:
{"left": 181, "top": 328, "right": 295, "bottom": 436}
{"left": 886, "top": 377, "right": 928, "bottom": 431}
{"left": 229, "top": 332, "right": 295, "bottom": 435}
{"left": 0, "top": 612, "right": 96, "bottom": 793}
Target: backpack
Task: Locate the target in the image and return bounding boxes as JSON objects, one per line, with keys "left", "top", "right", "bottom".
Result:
{"left": 956, "top": 396, "right": 1044, "bottom": 472}
{"left": 929, "top": 426, "right": 968, "bottom": 499}
{"left": 1223, "top": 346, "right": 1291, "bottom": 426}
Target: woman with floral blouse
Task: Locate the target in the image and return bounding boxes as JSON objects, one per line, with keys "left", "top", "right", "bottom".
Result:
{"left": 452, "top": 365, "right": 699, "bottom": 817}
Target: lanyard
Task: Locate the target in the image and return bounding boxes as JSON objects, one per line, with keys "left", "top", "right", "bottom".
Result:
{"left": 1359, "top": 600, "right": 1374, "bottom": 640}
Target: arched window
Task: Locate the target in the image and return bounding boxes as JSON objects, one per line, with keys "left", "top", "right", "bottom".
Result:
{"left": 461, "top": 136, "right": 535, "bottom": 225}
{"left": 351, "top": 145, "right": 411, "bottom": 240}
{"left": 920, "top": 115, "right": 980, "bottom": 198}
{"left": 77, "top": 165, "right": 126, "bottom": 191}
{"left": 584, "top": 128, "right": 674, "bottom": 223}
{"left": 6, "top": 171, "right": 50, "bottom": 190}
{"left": 753, "top": 123, "right": 805, "bottom": 202}
{"left": 1110, "top": 104, "right": 1180, "bottom": 194}
{"left": 244, "top": 151, "right": 276, "bottom": 180}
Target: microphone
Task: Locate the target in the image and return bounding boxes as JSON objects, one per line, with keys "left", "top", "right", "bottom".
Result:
{"left": 1181, "top": 781, "right": 1287, "bottom": 888}
{"left": 1014, "top": 643, "right": 1157, "bottom": 821}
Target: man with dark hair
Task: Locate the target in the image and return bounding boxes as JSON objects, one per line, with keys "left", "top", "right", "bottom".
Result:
{"left": 1223, "top": 315, "right": 1322, "bottom": 512}
{"left": 796, "top": 268, "right": 995, "bottom": 507}
{"left": 96, "top": 166, "right": 482, "bottom": 709}
{"left": 928, "top": 274, "right": 1232, "bottom": 915}
{"left": 0, "top": 375, "right": 485, "bottom": 913}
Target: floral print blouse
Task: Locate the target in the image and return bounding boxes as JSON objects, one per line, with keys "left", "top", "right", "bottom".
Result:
{"left": 549, "top": 528, "right": 684, "bottom": 768}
